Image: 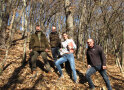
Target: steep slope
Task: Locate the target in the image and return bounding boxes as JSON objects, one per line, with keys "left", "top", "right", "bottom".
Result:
{"left": 0, "top": 32, "right": 124, "bottom": 90}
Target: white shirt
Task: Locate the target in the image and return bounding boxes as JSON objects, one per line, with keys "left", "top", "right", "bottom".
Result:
{"left": 60, "top": 39, "right": 76, "bottom": 55}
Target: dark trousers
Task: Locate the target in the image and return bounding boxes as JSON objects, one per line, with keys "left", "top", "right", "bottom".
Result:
{"left": 51, "top": 47, "right": 64, "bottom": 68}
{"left": 30, "top": 51, "right": 51, "bottom": 72}
{"left": 51, "top": 47, "right": 60, "bottom": 61}
{"left": 85, "top": 65, "right": 112, "bottom": 90}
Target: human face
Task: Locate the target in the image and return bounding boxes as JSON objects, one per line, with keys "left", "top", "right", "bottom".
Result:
{"left": 52, "top": 26, "right": 56, "bottom": 32}
{"left": 87, "top": 39, "right": 94, "bottom": 48}
{"left": 63, "top": 33, "right": 68, "bottom": 40}
{"left": 36, "top": 26, "right": 40, "bottom": 31}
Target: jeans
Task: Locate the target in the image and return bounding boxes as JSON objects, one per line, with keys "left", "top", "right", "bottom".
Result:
{"left": 51, "top": 47, "right": 60, "bottom": 61}
{"left": 85, "top": 65, "right": 112, "bottom": 90}
{"left": 30, "top": 51, "right": 51, "bottom": 72}
{"left": 55, "top": 53, "right": 77, "bottom": 82}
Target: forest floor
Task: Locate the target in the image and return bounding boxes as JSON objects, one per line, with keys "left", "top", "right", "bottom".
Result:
{"left": 0, "top": 31, "right": 124, "bottom": 90}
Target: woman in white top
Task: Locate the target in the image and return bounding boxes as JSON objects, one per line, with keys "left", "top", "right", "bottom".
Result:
{"left": 55, "top": 32, "right": 77, "bottom": 83}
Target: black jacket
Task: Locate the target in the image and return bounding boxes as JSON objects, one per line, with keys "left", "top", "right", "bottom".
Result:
{"left": 86, "top": 45, "right": 106, "bottom": 66}
{"left": 49, "top": 31, "right": 61, "bottom": 48}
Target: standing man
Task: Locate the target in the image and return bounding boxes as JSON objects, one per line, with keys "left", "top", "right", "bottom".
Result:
{"left": 29, "top": 25, "right": 51, "bottom": 76}
{"left": 85, "top": 39, "right": 112, "bottom": 90}
{"left": 49, "top": 26, "right": 61, "bottom": 61}
{"left": 55, "top": 32, "right": 77, "bottom": 83}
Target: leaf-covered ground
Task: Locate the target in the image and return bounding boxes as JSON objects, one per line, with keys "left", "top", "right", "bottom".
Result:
{"left": 0, "top": 32, "right": 124, "bottom": 90}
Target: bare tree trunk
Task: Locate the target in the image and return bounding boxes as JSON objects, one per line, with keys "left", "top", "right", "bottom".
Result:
{"left": 116, "top": 53, "right": 124, "bottom": 73}
{"left": 64, "top": 0, "right": 74, "bottom": 37}
{"left": 77, "top": 0, "right": 87, "bottom": 59}
{"left": 0, "top": 0, "right": 12, "bottom": 48}
{"left": 0, "top": 46, "right": 9, "bottom": 74}
{"left": 0, "top": 1, "right": 2, "bottom": 28}
{"left": 22, "top": 0, "right": 28, "bottom": 65}
{"left": 7, "top": 9, "right": 16, "bottom": 45}
{"left": 122, "top": 25, "right": 124, "bottom": 70}
{"left": 0, "top": 8, "right": 16, "bottom": 74}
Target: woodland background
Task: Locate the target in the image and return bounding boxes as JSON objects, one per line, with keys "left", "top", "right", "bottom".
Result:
{"left": 0, "top": 0, "right": 124, "bottom": 89}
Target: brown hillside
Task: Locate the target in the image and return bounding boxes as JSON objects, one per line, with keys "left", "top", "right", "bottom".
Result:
{"left": 0, "top": 32, "right": 124, "bottom": 90}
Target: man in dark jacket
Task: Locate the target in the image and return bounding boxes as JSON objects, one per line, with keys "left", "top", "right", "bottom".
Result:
{"left": 85, "top": 39, "right": 112, "bottom": 90}
{"left": 49, "top": 26, "right": 61, "bottom": 61}
{"left": 29, "top": 25, "right": 51, "bottom": 76}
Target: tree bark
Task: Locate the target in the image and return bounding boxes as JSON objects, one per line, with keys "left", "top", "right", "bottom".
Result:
{"left": 22, "top": 0, "right": 28, "bottom": 65}
{"left": 64, "top": 0, "right": 74, "bottom": 37}
{"left": 122, "top": 25, "right": 124, "bottom": 69}
{"left": 0, "top": 0, "right": 12, "bottom": 48}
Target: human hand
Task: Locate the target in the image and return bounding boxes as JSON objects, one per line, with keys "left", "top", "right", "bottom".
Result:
{"left": 45, "top": 48, "right": 49, "bottom": 52}
{"left": 59, "top": 48, "right": 62, "bottom": 51}
{"left": 68, "top": 45, "right": 73, "bottom": 50}
{"left": 68, "top": 42, "right": 73, "bottom": 50}
{"left": 88, "top": 65, "right": 91, "bottom": 69}
{"left": 29, "top": 49, "right": 32, "bottom": 52}
{"left": 102, "top": 66, "right": 107, "bottom": 69}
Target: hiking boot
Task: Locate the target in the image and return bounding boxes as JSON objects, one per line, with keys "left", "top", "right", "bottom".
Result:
{"left": 58, "top": 75, "right": 64, "bottom": 80}
{"left": 46, "top": 71, "right": 53, "bottom": 76}
{"left": 89, "top": 87, "right": 95, "bottom": 90}
{"left": 74, "top": 80, "right": 78, "bottom": 84}
{"left": 30, "top": 71, "right": 37, "bottom": 79}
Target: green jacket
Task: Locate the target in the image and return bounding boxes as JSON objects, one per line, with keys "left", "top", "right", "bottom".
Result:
{"left": 29, "top": 31, "right": 50, "bottom": 51}
{"left": 49, "top": 31, "right": 61, "bottom": 48}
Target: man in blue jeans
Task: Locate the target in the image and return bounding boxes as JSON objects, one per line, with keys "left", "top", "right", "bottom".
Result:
{"left": 86, "top": 39, "right": 112, "bottom": 90}
{"left": 55, "top": 32, "right": 77, "bottom": 83}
